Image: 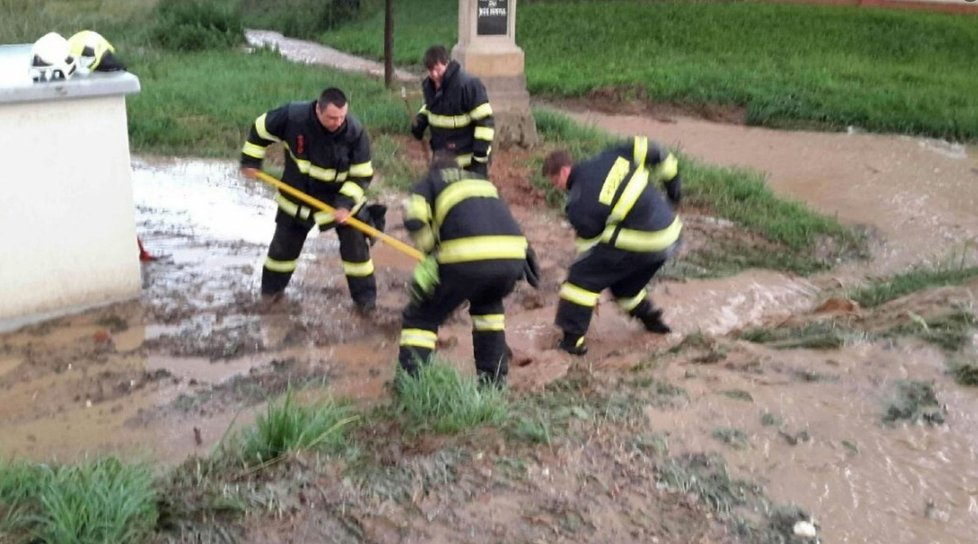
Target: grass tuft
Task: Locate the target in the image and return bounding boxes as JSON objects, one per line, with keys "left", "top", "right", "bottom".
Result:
{"left": 848, "top": 263, "right": 978, "bottom": 308}
{"left": 0, "top": 457, "right": 156, "bottom": 544}
{"left": 241, "top": 389, "right": 357, "bottom": 465}
{"left": 395, "top": 363, "right": 508, "bottom": 435}
{"left": 882, "top": 380, "right": 945, "bottom": 426}
{"left": 657, "top": 453, "right": 759, "bottom": 517}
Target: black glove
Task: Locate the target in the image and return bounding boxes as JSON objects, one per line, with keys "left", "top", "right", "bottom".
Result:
{"left": 467, "top": 161, "right": 489, "bottom": 178}
{"left": 410, "top": 119, "right": 425, "bottom": 140}
{"left": 356, "top": 203, "right": 388, "bottom": 246}
{"left": 665, "top": 175, "right": 682, "bottom": 206}
{"left": 522, "top": 246, "right": 540, "bottom": 289}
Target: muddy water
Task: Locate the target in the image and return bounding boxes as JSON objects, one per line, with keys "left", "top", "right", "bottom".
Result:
{"left": 564, "top": 109, "right": 978, "bottom": 274}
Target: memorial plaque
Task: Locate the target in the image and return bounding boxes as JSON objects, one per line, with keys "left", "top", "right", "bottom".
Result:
{"left": 477, "top": 0, "right": 508, "bottom": 36}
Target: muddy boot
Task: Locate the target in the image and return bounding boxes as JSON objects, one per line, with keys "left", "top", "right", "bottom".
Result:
{"left": 355, "top": 300, "right": 377, "bottom": 316}
{"left": 640, "top": 309, "right": 671, "bottom": 334}
{"left": 556, "top": 334, "right": 588, "bottom": 356}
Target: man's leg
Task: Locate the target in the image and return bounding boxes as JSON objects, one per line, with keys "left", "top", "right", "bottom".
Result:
{"left": 555, "top": 249, "right": 622, "bottom": 355}
{"left": 398, "top": 276, "right": 469, "bottom": 376}
{"left": 469, "top": 269, "right": 520, "bottom": 386}
{"left": 262, "top": 217, "right": 312, "bottom": 296}
{"left": 336, "top": 223, "right": 377, "bottom": 311}
{"left": 610, "top": 252, "right": 671, "bottom": 334}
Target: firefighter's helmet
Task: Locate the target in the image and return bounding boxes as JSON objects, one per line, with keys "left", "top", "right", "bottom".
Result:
{"left": 68, "top": 30, "right": 125, "bottom": 74}
{"left": 30, "top": 32, "right": 77, "bottom": 82}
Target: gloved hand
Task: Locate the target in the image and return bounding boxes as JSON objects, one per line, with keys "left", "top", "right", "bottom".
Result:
{"left": 522, "top": 246, "right": 540, "bottom": 289}
{"left": 467, "top": 161, "right": 489, "bottom": 178}
{"left": 665, "top": 174, "right": 682, "bottom": 206}
{"left": 409, "top": 255, "right": 439, "bottom": 303}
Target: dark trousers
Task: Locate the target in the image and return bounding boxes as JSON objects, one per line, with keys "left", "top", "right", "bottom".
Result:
{"left": 556, "top": 244, "right": 672, "bottom": 339}
{"left": 398, "top": 260, "right": 523, "bottom": 381}
{"left": 261, "top": 211, "right": 376, "bottom": 305}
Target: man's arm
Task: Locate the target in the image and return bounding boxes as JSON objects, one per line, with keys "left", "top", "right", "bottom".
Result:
{"left": 403, "top": 175, "right": 437, "bottom": 254}
{"left": 467, "top": 78, "right": 494, "bottom": 169}
{"left": 629, "top": 136, "right": 682, "bottom": 205}
{"left": 335, "top": 123, "right": 374, "bottom": 219}
{"left": 240, "top": 106, "right": 288, "bottom": 175}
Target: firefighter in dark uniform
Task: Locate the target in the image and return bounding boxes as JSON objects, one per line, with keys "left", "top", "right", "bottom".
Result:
{"left": 411, "top": 45, "right": 494, "bottom": 177}
{"left": 541, "top": 136, "right": 683, "bottom": 355}
{"left": 240, "top": 87, "right": 383, "bottom": 312}
{"left": 398, "top": 154, "right": 536, "bottom": 387}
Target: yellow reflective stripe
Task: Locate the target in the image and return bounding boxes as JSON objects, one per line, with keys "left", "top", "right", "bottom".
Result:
{"left": 406, "top": 194, "right": 433, "bottom": 223}
{"left": 400, "top": 328, "right": 437, "bottom": 349}
{"left": 255, "top": 113, "right": 280, "bottom": 142}
{"left": 427, "top": 112, "right": 472, "bottom": 128}
{"left": 472, "top": 314, "right": 505, "bottom": 331}
{"left": 469, "top": 102, "right": 493, "bottom": 120}
{"left": 559, "top": 283, "right": 600, "bottom": 307}
{"left": 418, "top": 104, "right": 429, "bottom": 116}
{"left": 473, "top": 126, "right": 495, "bottom": 141}
{"left": 618, "top": 289, "right": 647, "bottom": 312}
{"left": 575, "top": 236, "right": 600, "bottom": 254}
{"left": 472, "top": 155, "right": 489, "bottom": 164}
{"left": 608, "top": 168, "right": 649, "bottom": 225}
{"left": 339, "top": 181, "right": 365, "bottom": 202}
{"left": 241, "top": 141, "right": 266, "bottom": 159}
{"left": 456, "top": 154, "right": 473, "bottom": 167}
{"left": 633, "top": 136, "right": 648, "bottom": 167}
{"left": 654, "top": 153, "right": 679, "bottom": 181}
{"left": 602, "top": 216, "right": 683, "bottom": 252}
{"left": 349, "top": 161, "right": 373, "bottom": 178}
{"left": 308, "top": 164, "right": 339, "bottom": 182}
{"left": 342, "top": 259, "right": 374, "bottom": 277}
{"left": 313, "top": 210, "right": 335, "bottom": 225}
{"left": 437, "top": 236, "right": 527, "bottom": 264}
{"left": 275, "top": 193, "right": 312, "bottom": 220}
{"left": 598, "top": 156, "right": 631, "bottom": 206}
{"left": 411, "top": 227, "right": 436, "bottom": 253}
{"left": 434, "top": 179, "right": 499, "bottom": 227}
{"left": 264, "top": 257, "right": 297, "bottom": 273}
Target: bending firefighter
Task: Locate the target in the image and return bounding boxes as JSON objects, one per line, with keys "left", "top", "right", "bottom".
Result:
{"left": 398, "top": 154, "right": 536, "bottom": 387}
{"left": 240, "top": 87, "right": 385, "bottom": 312}
{"left": 542, "top": 136, "right": 683, "bottom": 355}
{"left": 411, "top": 45, "right": 494, "bottom": 176}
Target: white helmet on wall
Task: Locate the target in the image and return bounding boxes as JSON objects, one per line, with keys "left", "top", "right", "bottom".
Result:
{"left": 30, "top": 32, "right": 77, "bottom": 82}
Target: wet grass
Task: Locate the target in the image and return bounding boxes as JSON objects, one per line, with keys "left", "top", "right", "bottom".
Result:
{"left": 950, "top": 360, "right": 978, "bottom": 387}
{"left": 883, "top": 307, "right": 977, "bottom": 352}
{"left": 0, "top": 457, "right": 157, "bottom": 544}
{"left": 327, "top": 0, "right": 978, "bottom": 142}
{"left": 882, "top": 380, "right": 946, "bottom": 426}
{"left": 657, "top": 453, "right": 760, "bottom": 517}
{"left": 740, "top": 320, "right": 868, "bottom": 350}
{"left": 712, "top": 427, "right": 751, "bottom": 450}
{"left": 848, "top": 262, "right": 978, "bottom": 308}
{"left": 239, "top": 389, "right": 357, "bottom": 465}
{"left": 394, "top": 364, "right": 508, "bottom": 435}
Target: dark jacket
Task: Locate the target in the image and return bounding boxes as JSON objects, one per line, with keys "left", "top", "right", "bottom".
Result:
{"left": 404, "top": 166, "right": 526, "bottom": 266}
{"left": 241, "top": 101, "right": 373, "bottom": 216}
{"left": 412, "top": 61, "right": 494, "bottom": 169}
{"left": 566, "top": 136, "right": 683, "bottom": 253}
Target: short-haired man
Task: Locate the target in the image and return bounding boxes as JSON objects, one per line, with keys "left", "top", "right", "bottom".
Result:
{"left": 542, "top": 136, "right": 683, "bottom": 355}
{"left": 241, "top": 87, "right": 383, "bottom": 312}
{"left": 411, "top": 45, "right": 494, "bottom": 177}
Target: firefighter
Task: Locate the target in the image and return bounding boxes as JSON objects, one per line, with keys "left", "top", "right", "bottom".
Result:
{"left": 411, "top": 45, "right": 494, "bottom": 177}
{"left": 240, "top": 87, "right": 384, "bottom": 313}
{"left": 541, "top": 136, "right": 683, "bottom": 355}
{"left": 398, "top": 153, "right": 537, "bottom": 387}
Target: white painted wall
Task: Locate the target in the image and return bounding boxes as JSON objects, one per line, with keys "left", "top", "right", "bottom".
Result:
{"left": 0, "top": 76, "right": 141, "bottom": 329}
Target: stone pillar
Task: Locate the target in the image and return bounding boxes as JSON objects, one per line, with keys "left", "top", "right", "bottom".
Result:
{"left": 452, "top": 0, "right": 538, "bottom": 148}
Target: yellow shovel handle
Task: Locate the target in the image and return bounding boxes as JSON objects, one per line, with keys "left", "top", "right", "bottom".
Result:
{"left": 254, "top": 170, "right": 423, "bottom": 261}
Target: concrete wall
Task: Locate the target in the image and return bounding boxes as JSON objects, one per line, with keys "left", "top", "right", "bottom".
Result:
{"left": 0, "top": 45, "right": 141, "bottom": 330}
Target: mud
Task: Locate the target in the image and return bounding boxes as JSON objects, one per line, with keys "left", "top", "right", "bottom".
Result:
{"left": 3, "top": 34, "right": 978, "bottom": 544}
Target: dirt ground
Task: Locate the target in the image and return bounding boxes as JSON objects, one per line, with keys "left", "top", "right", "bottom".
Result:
{"left": 3, "top": 38, "right": 978, "bottom": 544}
